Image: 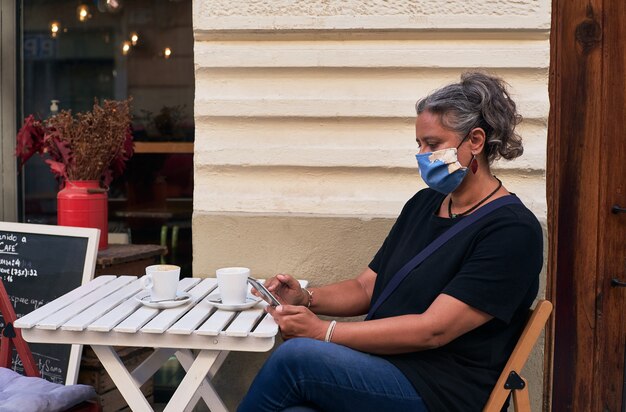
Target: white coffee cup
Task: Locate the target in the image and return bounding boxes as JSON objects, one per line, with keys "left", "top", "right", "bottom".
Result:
{"left": 141, "top": 264, "right": 181, "bottom": 302}
{"left": 216, "top": 267, "right": 250, "bottom": 305}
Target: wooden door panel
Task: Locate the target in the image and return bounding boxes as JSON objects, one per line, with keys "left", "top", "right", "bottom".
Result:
{"left": 549, "top": 0, "right": 626, "bottom": 410}
{"left": 548, "top": 0, "right": 604, "bottom": 409}
{"left": 596, "top": 0, "right": 626, "bottom": 409}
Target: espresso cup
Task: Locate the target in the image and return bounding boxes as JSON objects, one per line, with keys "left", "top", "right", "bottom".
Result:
{"left": 216, "top": 267, "right": 250, "bottom": 305}
{"left": 141, "top": 264, "right": 181, "bottom": 302}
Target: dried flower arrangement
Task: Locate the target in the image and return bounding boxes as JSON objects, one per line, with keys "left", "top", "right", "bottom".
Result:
{"left": 16, "top": 99, "right": 134, "bottom": 186}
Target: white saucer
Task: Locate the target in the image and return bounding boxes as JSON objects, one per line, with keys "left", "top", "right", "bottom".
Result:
{"left": 206, "top": 292, "right": 261, "bottom": 311}
{"left": 135, "top": 291, "right": 192, "bottom": 309}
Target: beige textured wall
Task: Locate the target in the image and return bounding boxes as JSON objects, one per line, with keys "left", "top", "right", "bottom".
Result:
{"left": 192, "top": 1, "right": 551, "bottom": 410}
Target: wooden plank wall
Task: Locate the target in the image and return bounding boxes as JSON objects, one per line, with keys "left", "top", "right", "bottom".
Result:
{"left": 547, "top": 0, "right": 603, "bottom": 409}
{"left": 596, "top": 0, "right": 626, "bottom": 410}
{"left": 547, "top": 0, "right": 626, "bottom": 410}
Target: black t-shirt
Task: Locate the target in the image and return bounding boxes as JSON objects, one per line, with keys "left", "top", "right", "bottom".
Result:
{"left": 368, "top": 188, "right": 542, "bottom": 412}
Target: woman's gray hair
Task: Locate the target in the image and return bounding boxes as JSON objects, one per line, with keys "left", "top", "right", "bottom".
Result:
{"left": 415, "top": 72, "right": 523, "bottom": 163}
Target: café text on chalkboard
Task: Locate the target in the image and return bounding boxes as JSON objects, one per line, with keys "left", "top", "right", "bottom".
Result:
{"left": 0, "top": 222, "right": 98, "bottom": 384}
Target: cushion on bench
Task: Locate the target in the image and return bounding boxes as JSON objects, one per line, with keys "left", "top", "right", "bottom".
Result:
{"left": 0, "top": 367, "right": 96, "bottom": 412}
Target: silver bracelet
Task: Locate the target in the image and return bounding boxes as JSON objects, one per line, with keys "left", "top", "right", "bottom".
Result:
{"left": 324, "top": 320, "right": 337, "bottom": 343}
{"left": 303, "top": 288, "right": 313, "bottom": 308}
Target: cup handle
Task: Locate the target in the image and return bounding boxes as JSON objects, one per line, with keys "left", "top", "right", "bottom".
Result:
{"left": 141, "top": 274, "right": 153, "bottom": 289}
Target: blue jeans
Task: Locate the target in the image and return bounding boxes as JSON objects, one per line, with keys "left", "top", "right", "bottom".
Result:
{"left": 237, "top": 338, "right": 429, "bottom": 412}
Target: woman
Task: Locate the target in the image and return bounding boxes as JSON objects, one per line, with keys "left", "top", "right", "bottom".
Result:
{"left": 238, "top": 72, "right": 543, "bottom": 412}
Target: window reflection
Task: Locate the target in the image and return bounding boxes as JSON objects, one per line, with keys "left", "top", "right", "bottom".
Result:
{"left": 22, "top": 0, "right": 194, "bottom": 271}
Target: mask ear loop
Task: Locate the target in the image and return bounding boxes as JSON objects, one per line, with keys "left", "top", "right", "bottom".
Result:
{"left": 456, "top": 131, "right": 472, "bottom": 150}
{"left": 457, "top": 130, "right": 476, "bottom": 173}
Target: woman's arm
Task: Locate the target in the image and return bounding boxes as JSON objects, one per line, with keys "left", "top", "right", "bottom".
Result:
{"left": 307, "top": 268, "right": 376, "bottom": 316}
{"left": 268, "top": 293, "right": 492, "bottom": 355}
{"left": 333, "top": 293, "right": 492, "bottom": 354}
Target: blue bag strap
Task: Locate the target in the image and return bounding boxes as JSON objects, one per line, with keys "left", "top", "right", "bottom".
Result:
{"left": 365, "top": 195, "right": 522, "bottom": 321}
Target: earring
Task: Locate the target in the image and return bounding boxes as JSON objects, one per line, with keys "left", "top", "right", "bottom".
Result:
{"left": 470, "top": 155, "right": 478, "bottom": 174}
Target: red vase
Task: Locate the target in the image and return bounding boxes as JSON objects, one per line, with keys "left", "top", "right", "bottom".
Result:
{"left": 57, "top": 180, "right": 108, "bottom": 250}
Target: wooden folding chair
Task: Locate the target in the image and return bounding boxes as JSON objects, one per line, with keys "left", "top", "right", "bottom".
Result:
{"left": 0, "top": 279, "right": 100, "bottom": 412}
{"left": 483, "top": 300, "right": 553, "bottom": 412}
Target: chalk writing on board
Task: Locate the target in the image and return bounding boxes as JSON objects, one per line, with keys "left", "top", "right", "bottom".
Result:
{"left": 0, "top": 236, "right": 39, "bottom": 283}
{"left": 0, "top": 225, "right": 93, "bottom": 385}
{"left": 12, "top": 352, "right": 65, "bottom": 384}
{"left": 0, "top": 258, "right": 21, "bottom": 266}
{"left": 0, "top": 233, "right": 19, "bottom": 254}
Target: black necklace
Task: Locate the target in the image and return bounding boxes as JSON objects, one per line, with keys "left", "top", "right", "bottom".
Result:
{"left": 448, "top": 177, "right": 502, "bottom": 219}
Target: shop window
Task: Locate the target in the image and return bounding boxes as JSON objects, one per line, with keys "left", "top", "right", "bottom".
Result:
{"left": 21, "top": 0, "right": 194, "bottom": 273}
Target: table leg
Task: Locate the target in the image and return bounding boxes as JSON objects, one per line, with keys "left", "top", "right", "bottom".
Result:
{"left": 164, "top": 349, "right": 228, "bottom": 412}
{"left": 132, "top": 347, "right": 177, "bottom": 385}
{"left": 91, "top": 345, "right": 154, "bottom": 412}
{"left": 176, "top": 349, "right": 230, "bottom": 411}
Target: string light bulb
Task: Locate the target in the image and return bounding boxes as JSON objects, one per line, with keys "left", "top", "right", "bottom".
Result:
{"left": 164, "top": 47, "right": 172, "bottom": 59}
{"left": 77, "top": 5, "right": 91, "bottom": 22}
{"left": 50, "top": 21, "right": 61, "bottom": 38}
{"left": 106, "top": 0, "right": 122, "bottom": 11}
{"left": 130, "top": 32, "right": 139, "bottom": 46}
{"left": 122, "top": 41, "right": 131, "bottom": 55}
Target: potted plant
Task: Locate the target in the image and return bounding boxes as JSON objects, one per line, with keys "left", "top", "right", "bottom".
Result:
{"left": 16, "top": 99, "right": 134, "bottom": 249}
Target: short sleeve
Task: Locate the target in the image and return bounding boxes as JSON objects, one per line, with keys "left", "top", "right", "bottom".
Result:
{"left": 368, "top": 192, "right": 425, "bottom": 274}
{"left": 369, "top": 236, "right": 388, "bottom": 273}
{"left": 369, "top": 214, "right": 405, "bottom": 274}
{"left": 442, "top": 219, "right": 543, "bottom": 323}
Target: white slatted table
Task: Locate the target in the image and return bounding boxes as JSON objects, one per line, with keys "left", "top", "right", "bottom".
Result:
{"left": 14, "top": 275, "right": 307, "bottom": 412}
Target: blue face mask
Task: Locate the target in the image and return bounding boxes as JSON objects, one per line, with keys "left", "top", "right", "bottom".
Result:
{"left": 415, "top": 146, "right": 469, "bottom": 194}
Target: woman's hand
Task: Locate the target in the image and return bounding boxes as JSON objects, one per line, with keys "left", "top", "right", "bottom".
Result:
{"left": 256, "top": 274, "right": 309, "bottom": 306}
{"left": 267, "top": 304, "right": 328, "bottom": 341}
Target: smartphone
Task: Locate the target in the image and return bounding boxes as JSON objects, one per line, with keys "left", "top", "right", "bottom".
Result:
{"left": 247, "top": 277, "right": 281, "bottom": 307}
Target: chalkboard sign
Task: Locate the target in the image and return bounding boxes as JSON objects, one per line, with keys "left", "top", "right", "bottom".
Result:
{"left": 0, "top": 222, "right": 99, "bottom": 385}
